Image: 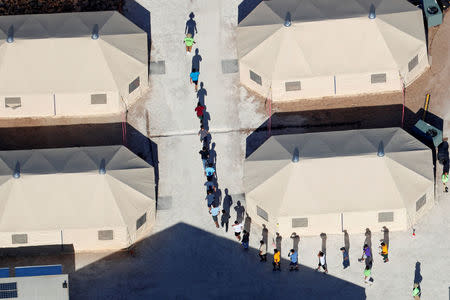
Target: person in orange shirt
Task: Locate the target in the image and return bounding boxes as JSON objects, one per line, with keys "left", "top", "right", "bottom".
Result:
{"left": 380, "top": 242, "right": 389, "bottom": 263}
{"left": 272, "top": 249, "right": 281, "bottom": 271}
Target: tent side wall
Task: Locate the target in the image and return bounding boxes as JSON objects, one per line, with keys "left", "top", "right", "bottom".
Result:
{"left": 239, "top": 61, "right": 272, "bottom": 99}
{"left": 278, "top": 213, "right": 342, "bottom": 237}
{"left": 335, "top": 70, "right": 401, "bottom": 96}
{"left": 404, "top": 185, "right": 434, "bottom": 227}
{"left": 271, "top": 76, "right": 335, "bottom": 102}
{"left": 402, "top": 45, "right": 429, "bottom": 86}
{"left": 342, "top": 208, "right": 408, "bottom": 234}
{"left": 120, "top": 69, "right": 149, "bottom": 107}
{"left": 0, "top": 94, "right": 55, "bottom": 117}
{"left": 55, "top": 91, "right": 121, "bottom": 116}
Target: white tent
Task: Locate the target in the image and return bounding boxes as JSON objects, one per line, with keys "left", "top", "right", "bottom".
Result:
{"left": 0, "top": 11, "right": 148, "bottom": 118}
{"left": 0, "top": 146, "right": 156, "bottom": 251}
{"left": 244, "top": 128, "right": 434, "bottom": 236}
{"left": 238, "top": 0, "right": 429, "bottom": 101}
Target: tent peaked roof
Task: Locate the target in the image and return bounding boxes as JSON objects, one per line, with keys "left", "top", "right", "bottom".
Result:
{"left": 245, "top": 128, "right": 433, "bottom": 214}
{"left": 0, "top": 11, "right": 147, "bottom": 95}
{"left": 239, "top": 0, "right": 418, "bottom": 26}
{"left": 237, "top": 0, "right": 426, "bottom": 81}
{"left": 0, "top": 146, "right": 155, "bottom": 232}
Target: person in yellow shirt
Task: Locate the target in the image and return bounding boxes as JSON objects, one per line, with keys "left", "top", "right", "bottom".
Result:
{"left": 272, "top": 249, "right": 281, "bottom": 271}
{"left": 380, "top": 242, "right": 389, "bottom": 263}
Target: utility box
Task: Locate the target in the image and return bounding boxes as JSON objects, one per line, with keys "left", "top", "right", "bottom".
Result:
{"left": 423, "top": 0, "right": 442, "bottom": 27}
{"left": 413, "top": 119, "right": 443, "bottom": 147}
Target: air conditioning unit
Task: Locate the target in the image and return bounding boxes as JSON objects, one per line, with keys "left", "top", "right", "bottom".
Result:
{"left": 423, "top": 0, "right": 443, "bottom": 27}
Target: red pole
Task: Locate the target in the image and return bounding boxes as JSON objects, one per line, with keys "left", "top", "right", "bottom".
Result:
{"left": 401, "top": 82, "right": 406, "bottom": 128}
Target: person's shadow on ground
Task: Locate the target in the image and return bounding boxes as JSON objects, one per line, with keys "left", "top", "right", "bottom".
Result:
{"left": 192, "top": 48, "right": 202, "bottom": 72}
{"left": 234, "top": 201, "right": 245, "bottom": 223}
{"left": 275, "top": 233, "right": 282, "bottom": 253}
{"left": 185, "top": 12, "right": 198, "bottom": 37}
{"left": 197, "top": 82, "right": 207, "bottom": 106}
{"left": 222, "top": 188, "right": 233, "bottom": 213}
{"left": 244, "top": 214, "right": 251, "bottom": 232}
{"left": 201, "top": 110, "right": 211, "bottom": 131}
{"left": 262, "top": 224, "right": 268, "bottom": 246}
{"left": 290, "top": 232, "right": 300, "bottom": 252}
{"left": 208, "top": 142, "right": 217, "bottom": 165}
{"left": 414, "top": 261, "right": 423, "bottom": 284}
{"left": 320, "top": 233, "right": 327, "bottom": 254}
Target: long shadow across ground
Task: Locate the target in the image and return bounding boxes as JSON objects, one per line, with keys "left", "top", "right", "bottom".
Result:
{"left": 70, "top": 223, "right": 365, "bottom": 299}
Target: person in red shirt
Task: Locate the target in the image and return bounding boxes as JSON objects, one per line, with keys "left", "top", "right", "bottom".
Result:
{"left": 195, "top": 102, "right": 205, "bottom": 122}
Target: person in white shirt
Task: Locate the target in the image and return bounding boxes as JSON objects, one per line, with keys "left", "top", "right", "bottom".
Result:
{"left": 316, "top": 251, "right": 328, "bottom": 273}
{"left": 259, "top": 240, "right": 267, "bottom": 262}
{"left": 232, "top": 221, "right": 243, "bottom": 241}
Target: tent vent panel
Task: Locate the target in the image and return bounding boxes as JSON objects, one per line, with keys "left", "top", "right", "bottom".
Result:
{"left": 256, "top": 206, "right": 268, "bottom": 221}
{"left": 11, "top": 234, "right": 28, "bottom": 244}
{"left": 249, "top": 70, "right": 262, "bottom": 85}
{"left": 285, "top": 81, "right": 301, "bottom": 91}
{"left": 416, "top": 194, "right": 426, "bottom": 211}
{"left": 98, "top": 230, "right": 114, "bottom": 240}
{"left": 378, "top": 212, "right": 394, "bottom": 222}
{"left": 136, "top": 213, "right": 147, "bottom": 230}
{"left": 408, "top": 55, "right": 419, "bottom": 72}
{"left": 371, "top": 73, "right": 386, "bottom": 84}
{"left": 129, "top": 77, "right": 140, "bottom": 94}
{"left": 292, "top": 217, "right": 308, "bottom": 228}
{"left": 91, "top": 94, "right": 107, "bottom": 105}
{"left": 0, "top": 282, "right": 18, "bottom": 298}
{"left": 5, "top": 97, "right": 21, "bottom": 109}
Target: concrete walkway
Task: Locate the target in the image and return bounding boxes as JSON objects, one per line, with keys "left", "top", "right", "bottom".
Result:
{"left": 70, "top": 1, "right": 450, "bottom": 299}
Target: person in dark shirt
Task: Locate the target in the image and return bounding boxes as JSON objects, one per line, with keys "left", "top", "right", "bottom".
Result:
{"left": 241, "top": 230, "right": 249, "bottom": 250}
{"left": 199, "top": 146, "right": 209, "bottom": 170}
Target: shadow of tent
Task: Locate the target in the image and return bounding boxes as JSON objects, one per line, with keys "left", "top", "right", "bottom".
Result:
{"left": 0, "top": 244, "right": 75, "bottom": 275}
{"left": 246, "top": 104, "right": 438, "bottom": 162}
{"left": 0, "top": 122, "right": 159, "bottom": 200}
{"left": 238, "top": 0, "right": 263, "bottom": 24}
{"left": 69, "top": 223, "right": 365, "bottom": 299}
{"left": 121, "top": 0, "right": 152, "bottom": 74}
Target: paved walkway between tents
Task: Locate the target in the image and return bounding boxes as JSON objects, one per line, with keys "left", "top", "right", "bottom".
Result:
{"left": 70, "top": 1, "right": 450, "bottom": 299}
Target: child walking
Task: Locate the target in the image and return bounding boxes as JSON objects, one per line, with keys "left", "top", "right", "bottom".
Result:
{"left": 316, "top": 251, "right": 328, "bottom": 273}
{"left": 272, "top": 249, "right": 281, "bottom": 271}
{"left": 183, "top": 33, "right": 195, "bottom": 54}
{"left": 380, "top": 242, "right": 389, "bottom": 263}
{"left": 190, "top": 68, "right": 200, "bottom": 92}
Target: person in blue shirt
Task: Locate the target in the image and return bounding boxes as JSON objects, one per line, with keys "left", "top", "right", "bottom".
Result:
{"left": 190, "top": 68, "right": 200, "bottom": 92}
{"left": 340, "top": 247, "right": 350, "bottom": 269}
{"left": 204, "top": 163, "right": 215, "bottom": 181}
{"left": 288, "top": 249, "right": 299, "bottom": 271}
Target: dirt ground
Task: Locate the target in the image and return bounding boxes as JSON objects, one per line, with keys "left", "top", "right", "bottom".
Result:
{"left": 273, "top": 13, "right": 450, "bottom": 128}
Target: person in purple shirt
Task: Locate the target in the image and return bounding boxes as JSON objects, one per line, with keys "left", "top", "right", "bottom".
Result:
{"left": 358, "top": 244, "right": 373, "bottom": 267}
{"left": 190, "top": 68, "right": 200, "bottom": 92}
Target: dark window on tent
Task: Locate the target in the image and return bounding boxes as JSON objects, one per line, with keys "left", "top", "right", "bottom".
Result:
{"left": 129, "top": 77, "right": 140, "bottom": 94}
{"left": 249, "top": 70, "right": 262, "bottom": 85}
{"left": 292, "top": 217, "right": 308, "bottom": 228}
{"left": 136, "top": 213, "right": 147, "bottom": 230}
{"left": 285, "top": 81, "right": 301, "bottom": 91}
{"left": 98, "top": 230, "right": 114, "bottom": 240}
{"left": 11, "top": 234, "right": 27, "bottom": 244}
{"left": 5, "top": 97, "right": 21, "bottom": 109}
{"left": 408, "top": 55, "right": 419, "bottom": 72}
{"left": 371, "top": 73, "right": 386, "bottom": 84}
{"left": 378, "top": 212, "right": 394, "bottom": 222}
{"left": 91, "top": 94, "right": 107, "bottom": 105}
{"left": 416, "top": 194, "right": 426, "bottom": 211}
{"left": 256, "top": 206, "right": 268, "bottom": 221}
